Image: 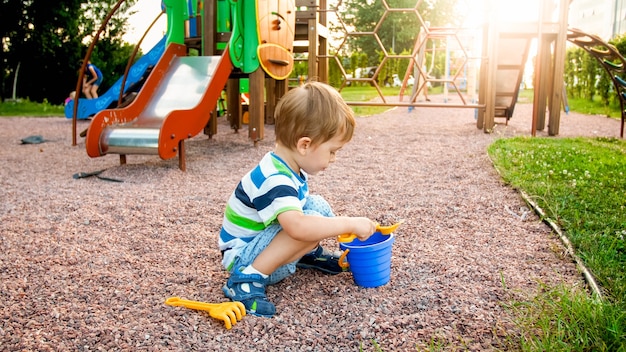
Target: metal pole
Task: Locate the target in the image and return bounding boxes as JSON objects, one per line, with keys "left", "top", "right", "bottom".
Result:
{"left": 12, "top": 62, "right": 20, "bottom": 100}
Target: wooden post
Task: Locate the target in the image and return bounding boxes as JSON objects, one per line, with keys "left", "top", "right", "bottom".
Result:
{"left": 178, "top": 140, "right": 186, "bottom": 171}
{"left": 227, "top": 78, "right": 241, "bottom": 131}
{"left": 277, "top": 78, "right": 287, "bottom": 99}
{"left": 534, "top": 37, "right": 551, "bottom": 132}
{"left": 249, "top": 68, "right": 265, "bottom": 144}
{"left": 265, "top": 78, "right": 276, "bottom": 124}
{"left": 203, "top": 0, "right": 219, "bottom": 137}
{"left": 265, "top": 78, "right": 288, "bottom": 124}
{"left": 476, "top": 20, "right": 489, "bottom": 130}
{"left": 548, "top": 0, "right": 569, "bottom": 136}
{"left": 318, "top": 0, "right": 328, "bottom": 82}
{"left": 482, "top": 0, "right": 498, "bottom": 133}
{"left": 308, "top": 4, "right": 319, "bottom": 81}
{"left": 532, "top": 2, "right": 547, "bottom": 136}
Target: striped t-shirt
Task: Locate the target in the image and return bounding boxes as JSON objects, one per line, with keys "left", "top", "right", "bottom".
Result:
{"left": 219, "top": 152, "right": 308, "bottom": 268}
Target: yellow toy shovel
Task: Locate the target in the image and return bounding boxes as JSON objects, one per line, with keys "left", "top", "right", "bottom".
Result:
{"left": 337, "top": 220, "right": 404, "bottom": 243}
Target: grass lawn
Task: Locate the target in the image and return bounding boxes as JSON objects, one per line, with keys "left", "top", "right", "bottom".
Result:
{"left": 489, "top": 137, "right": 626, "bottom": 351}
{"left": 0, "top": 99, "right": 64, "bottom": 117}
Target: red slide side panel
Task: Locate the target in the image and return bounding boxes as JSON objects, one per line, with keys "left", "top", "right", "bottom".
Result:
{"left": 158, "top": 47, "right": 233, "bottom": 160}
{"left": 85, "top": 44, "right": 188, "bottom": 157}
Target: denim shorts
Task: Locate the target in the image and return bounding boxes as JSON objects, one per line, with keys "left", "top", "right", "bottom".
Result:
{"left": 225, "top": 194, "right": 334, "bottom": 285}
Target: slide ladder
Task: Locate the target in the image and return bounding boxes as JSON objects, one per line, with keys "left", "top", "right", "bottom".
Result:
{"left": 493, "top": 33, "right": 533, "bottom": 123}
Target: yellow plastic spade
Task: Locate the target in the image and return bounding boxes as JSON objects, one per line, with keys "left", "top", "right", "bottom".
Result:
{"left": 337, "top": 220, "right": 404, "bottom": 243}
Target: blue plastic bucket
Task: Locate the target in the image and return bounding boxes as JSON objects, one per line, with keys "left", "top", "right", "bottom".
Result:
{"left": 339, "top": 232, "right": 395, "bottom": 288}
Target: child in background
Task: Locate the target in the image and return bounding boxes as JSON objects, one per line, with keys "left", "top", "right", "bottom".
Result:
{"left": 82, "top": 61, "right": 103, "bottom": 99}
{"left": 218, "top": 82, "right": 377, "bottom": 317}
{"left": 64, "top": 91, "right": 76, "bottom": 105}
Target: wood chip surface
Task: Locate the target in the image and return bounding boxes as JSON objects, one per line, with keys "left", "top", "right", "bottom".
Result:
{"left": 0, "top": 102, "right": 620, "bottom": 350}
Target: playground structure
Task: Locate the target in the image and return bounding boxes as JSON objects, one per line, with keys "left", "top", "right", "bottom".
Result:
{"left": 69, "top": 8, "right": 167, "bottom": 122}
{"left": 72, "top": 0, "right": 626, "bottom": 171}
{"left": 566, "top": 28, "right": 626, "bottom": 138}
{"left": 479, "top": 0, "right": 626, "bottom": 137}
{"left": 320, "top": 0, "right": 572, "bottom": 136}
{"left": 324, "top": 0, "right": 625, "bottom": 137}
{"left": 65, "top": 36, "right": 165, "bottom": 120}
{"left": 73, "top": 0, "right": 298, "bottom": 170}
{"left": 398, "top": 23, "right": 479, "bottom": 106}
{"left": 477, "top": 0, "right": 571, "bottom": 136}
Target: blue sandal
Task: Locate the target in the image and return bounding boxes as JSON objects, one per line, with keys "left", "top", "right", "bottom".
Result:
{"left": 296, "top": 245, "right": 346, "bottom": 275}
{"left": 222, "top": 269, "right": 276, "bottom": 317}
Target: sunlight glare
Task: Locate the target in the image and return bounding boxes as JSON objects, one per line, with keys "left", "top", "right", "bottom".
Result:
{"left": 493, "top": 0, "right": 542, "bottom": 23}
{"left": 123, "top": 0, "right": 167, "bottom": 52}
{"left": 463, "top": 0, "right": 545, "bottom": 27}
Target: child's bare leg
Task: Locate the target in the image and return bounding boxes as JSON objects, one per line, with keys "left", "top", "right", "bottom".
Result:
{"left": 251, "top": 230, "right": 318, "bottom": 275}
{"left": 223, "top": 195, "right": 338, "bottom": 317}
{"left": 83, "top": 85, "right": 92, "bottom": 99}
{"left": 223, "top": 227, "right": 312, "bottom": 317}
{"left": 90, "top": 85, "right": 99, "bottom": 99}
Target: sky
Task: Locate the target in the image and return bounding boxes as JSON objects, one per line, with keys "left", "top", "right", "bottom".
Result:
{"left": 123, "top": 0, "right": 167, "bottom": 52}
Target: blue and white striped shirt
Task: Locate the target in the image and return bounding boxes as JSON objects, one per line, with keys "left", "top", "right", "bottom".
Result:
{"left": 219, "top": 152, "right": 308, "bottom": 267}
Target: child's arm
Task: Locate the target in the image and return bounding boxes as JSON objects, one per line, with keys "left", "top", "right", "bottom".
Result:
{"left": 86, "top": 66, "right": 97, "bottom": 85}
{"left": 277, "top": 210, "right": 376, "bottom": 243}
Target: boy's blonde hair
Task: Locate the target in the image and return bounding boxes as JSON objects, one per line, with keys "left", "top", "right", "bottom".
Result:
{"left": 274, "top": 82, "right": 355, "bottom": 148}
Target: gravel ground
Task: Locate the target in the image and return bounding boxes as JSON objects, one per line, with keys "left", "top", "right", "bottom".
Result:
{"left": 0, "top": 101, "right": 621, "bottom": 351}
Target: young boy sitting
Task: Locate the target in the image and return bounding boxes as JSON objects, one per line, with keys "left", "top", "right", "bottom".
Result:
{"left": 218, "top": 82, "right": 377, "bottom": 317}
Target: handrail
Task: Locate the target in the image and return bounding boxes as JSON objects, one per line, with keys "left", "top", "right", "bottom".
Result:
{"left": 71, "top": 0, "right": 129, "bottom": 146}
{"left": 118, "top": 10, "right": 166, "bottom": 107}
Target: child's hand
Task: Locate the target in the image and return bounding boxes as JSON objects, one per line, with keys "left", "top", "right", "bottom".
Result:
{"left": 351, "top": 217, "right": 377, "bottom": 242}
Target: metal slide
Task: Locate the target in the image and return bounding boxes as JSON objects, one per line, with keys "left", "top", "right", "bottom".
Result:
{"left": 85, "top": 43, "right": 233, "bottom": 161}
{"left": 65, "top": 36, "right": 167, "bottom": 120}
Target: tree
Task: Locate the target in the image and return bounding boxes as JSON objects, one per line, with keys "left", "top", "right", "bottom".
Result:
{"left": 330, "top": 0, "right": 465, "bottom": 86}
{"left": 564, "top": 47, "right": 600, "bottom": 101}
{"left": 338, "top": 0, "right": 462, "bottom": 63}
{"left": 564, "top": 34, "right": 626, "bottom": 111}
{"left": 1, "top": 1, "right": 82, "bottom": 102}
{"left": 0, "top": 0, "right": 138, "bottom": 104}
